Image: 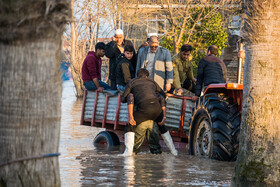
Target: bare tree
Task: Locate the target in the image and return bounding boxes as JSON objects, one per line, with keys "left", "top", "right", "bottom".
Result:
{"left": 234, "top": 0, "right": 280, "bottom": 185}
{"left": 109, "top": 0, "right": 240, "bottom": 53}
{"left": 0, "top": 1, "right": 70, "bottom": 186}
{"left": 67, "top": 0, "right": 104, "bottom": 97}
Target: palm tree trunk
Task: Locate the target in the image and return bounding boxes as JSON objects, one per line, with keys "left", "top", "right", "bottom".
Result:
{"left": 234, "top": 0, "right": 280, "bottom": 185}
{"left": 0, "top": 1, "right": 70, "bottom": 186}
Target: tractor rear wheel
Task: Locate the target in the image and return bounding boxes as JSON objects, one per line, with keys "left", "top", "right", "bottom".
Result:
{"left": 189, "top": 93, "right": 240, "bottom": 161}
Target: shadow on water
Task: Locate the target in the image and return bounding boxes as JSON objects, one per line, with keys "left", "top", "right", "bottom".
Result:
{"left": 59, "top": 80, "right": 246, "bottom": 186}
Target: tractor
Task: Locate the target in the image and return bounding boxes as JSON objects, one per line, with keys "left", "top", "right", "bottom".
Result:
{"left": 189, "top": 83, "right": 242, "bottom": 161}
{"left": 80, "top": 82, "right": 243, "bottom": 161}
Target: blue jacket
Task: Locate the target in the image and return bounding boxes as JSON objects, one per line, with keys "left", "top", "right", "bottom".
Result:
{"left": 136, "top": 46, "right": 173, "bottom": 90}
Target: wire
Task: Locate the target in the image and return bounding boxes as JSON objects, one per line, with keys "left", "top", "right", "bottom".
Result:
{"left": 0, "top": 153, "right": 61, "bottom": 167}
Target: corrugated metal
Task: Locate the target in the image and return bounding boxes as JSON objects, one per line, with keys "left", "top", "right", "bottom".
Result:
{"left": 106, "top": 96, "right": 118, "bottom": 121}
{"left": 83, "top": 91, "right": 194, "bottom": 132}
{"left": 119, "top": 103, "right": 128, "bottom": 122}
{"left": 184, "top": 100, "right": 194, "bottom": 130}
{"left": 165, "top": 97, "right": 182, "bottom": 130}
{"left": 84, "top": 91, "right": 96, "bottom": 119}
{"left": 95, "top": 93, "right": 106, "bottom": 120}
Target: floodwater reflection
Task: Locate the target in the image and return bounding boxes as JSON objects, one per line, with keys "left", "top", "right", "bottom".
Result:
{"left": 77, "top": 148, "right": 234, "bottom": 186}
{"left": 59, "top": 81, "right": 235, "bottom": 186}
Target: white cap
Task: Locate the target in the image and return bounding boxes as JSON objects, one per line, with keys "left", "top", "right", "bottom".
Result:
{"left": 148, "top": 33, "right": 158, "bottom": 38}
{"left": 115, "top": 29, "right": 124, "bottom": 35}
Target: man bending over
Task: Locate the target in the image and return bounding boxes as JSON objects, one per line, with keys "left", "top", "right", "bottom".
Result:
{"left": 121, "top": 69, "right": 177, "bottom": 156}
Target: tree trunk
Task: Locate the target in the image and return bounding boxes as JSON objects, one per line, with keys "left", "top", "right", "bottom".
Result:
{"left": 96, "top": 21, "right": 100, "bottom": 44}
{"left": 71, "top": 0, "right": 83, "bottom": 97}
{"left": 0, "top": 1, "right": 70, "bottom": 186}
{"left": 71, "top": 66, "right": 84, "bottom": 97}
{"left": 174, "top": 45, "right": 179, "bottom": 54}
{"left": 234, "top": 0, "right": 280, "bottom": 185}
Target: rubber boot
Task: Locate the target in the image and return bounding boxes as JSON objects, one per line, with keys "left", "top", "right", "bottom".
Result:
{"left": 121, "top": 132, "right": 135, "bottom": 156}
{"left": 161, "top": 131, "right": 178, "bottom": 156}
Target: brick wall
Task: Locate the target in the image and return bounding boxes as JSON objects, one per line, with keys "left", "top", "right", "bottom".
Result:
{"left": 221, "top": 33, "right": 244, "bottom": 84}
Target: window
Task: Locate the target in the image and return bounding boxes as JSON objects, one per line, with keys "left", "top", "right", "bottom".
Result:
{"left": 229, "top": 15, "right": 241, "bottom": 29}
{"left": 146, "top": 15, "right": 167, "bottom": 35}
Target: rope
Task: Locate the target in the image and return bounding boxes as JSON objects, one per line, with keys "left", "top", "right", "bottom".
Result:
{"left": 0, "top": 153, "right": 60, "bottom": 167}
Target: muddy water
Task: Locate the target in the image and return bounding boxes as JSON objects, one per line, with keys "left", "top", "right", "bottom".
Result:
{"left": 59, "top": 81, "right": 235, "bottom": 186}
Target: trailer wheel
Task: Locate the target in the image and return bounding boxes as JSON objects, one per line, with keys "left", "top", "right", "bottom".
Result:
{"left": 189, "top": 93, "right": 240, "bottom": 161}
{"left": 107, "top": 131, "right": 120, "bottom": 145}
{"left": 93, "top": 131, "right": 120, "bottom": 149}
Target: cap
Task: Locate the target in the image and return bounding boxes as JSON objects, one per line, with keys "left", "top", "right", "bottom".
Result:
{"left": 148, "top": 33, "right": 158, "bottom": 38}
{"left": 115, "top": 29, "right": 124, "bottom": 35}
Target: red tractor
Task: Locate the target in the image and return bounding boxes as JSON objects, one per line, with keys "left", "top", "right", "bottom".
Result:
{"left": 189, "top": 83, "right": 243, "bottom": 161}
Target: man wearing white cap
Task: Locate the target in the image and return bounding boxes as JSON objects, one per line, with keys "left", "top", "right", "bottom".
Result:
{"left": 138, "top": 33, "right": 158, "bottom": 51}
{"left": 105, "top": 29, "right": 136, "bottom": 90}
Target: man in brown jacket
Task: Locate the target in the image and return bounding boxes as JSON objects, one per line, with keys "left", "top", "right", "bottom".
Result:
{"left": 172, "top": 44, "right": 196, "bottom": 95}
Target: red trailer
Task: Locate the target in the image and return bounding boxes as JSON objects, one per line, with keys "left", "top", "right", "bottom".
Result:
{"left": 80, "top": 90, "right": 194, "bottom": 149}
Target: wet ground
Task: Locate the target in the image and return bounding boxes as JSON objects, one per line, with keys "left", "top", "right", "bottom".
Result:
{"left": 59, "top": 80, "right": 235, "bottom": 186}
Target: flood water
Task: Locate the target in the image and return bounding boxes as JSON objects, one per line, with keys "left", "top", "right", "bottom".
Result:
{"left": 59, "top": 80, "right": 235, "bottom": 186}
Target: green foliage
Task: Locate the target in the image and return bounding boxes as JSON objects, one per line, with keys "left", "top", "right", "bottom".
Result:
{"left": 161, "top": 6, "right": 228, "bottom": 76}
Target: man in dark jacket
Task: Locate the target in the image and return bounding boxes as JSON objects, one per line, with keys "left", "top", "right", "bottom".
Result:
{"left": 116, "top": 45, "right": 135, "bottom": 92}
{"left": 82, "top": 42, "right": 111, "bottom": 92}
{"left": 121, "top": 69, "right": 177, "bottom": 156}
{"left": 192, "top": 45, "right": 227, "bottom": 101}
{"left": 105, "top": 29, "right": 136, "bottom": 90}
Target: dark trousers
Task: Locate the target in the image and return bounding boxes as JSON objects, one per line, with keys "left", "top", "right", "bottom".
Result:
{"left": 125, "top": 100, "right": 168, "bottom": 134}
{"left": 169, "top": 78, "right": 196, "bottom": 94}
{"left": 125, "top": 99, "right": 169, "bottom": 154}
{"left": 182, "top": 78, "right": 195, "bottom": 93}
{"left": 110, "top": 79, "right": 117, "bottom": 90}
{"left": 133, "top": 120, "right": 162, "bottom": 154}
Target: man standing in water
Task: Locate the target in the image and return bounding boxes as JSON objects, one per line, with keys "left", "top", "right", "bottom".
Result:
{"left": 121, "top": 69, "right": 178, "bottom": 156}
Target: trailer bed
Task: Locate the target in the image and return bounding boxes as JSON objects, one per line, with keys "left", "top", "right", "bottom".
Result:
{"left": 80, "top": 90, "right": 194, "bottom": 144}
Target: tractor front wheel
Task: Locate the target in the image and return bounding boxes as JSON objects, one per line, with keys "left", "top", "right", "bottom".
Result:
{"left": 193, "top": 113, "right": 213, "bottom": 157}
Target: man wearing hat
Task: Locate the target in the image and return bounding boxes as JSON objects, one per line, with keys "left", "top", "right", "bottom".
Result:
{"left": 138, "top": 33, "right": 158, "bottom": 50}
{"left": 105, "top": 29, "right": 136, "bottom": 90}
{"left": 136, "top": 34, "right": 173, "bottom": 91}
